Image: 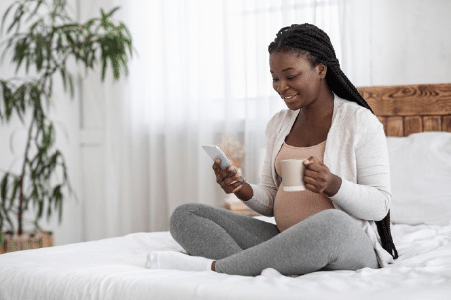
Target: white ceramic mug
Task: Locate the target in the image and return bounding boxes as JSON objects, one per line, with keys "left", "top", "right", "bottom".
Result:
{"left": 280, "top": 159, "right": 306, "bottom": 192}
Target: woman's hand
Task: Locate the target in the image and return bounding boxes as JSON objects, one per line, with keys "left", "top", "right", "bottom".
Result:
{"left": 213, "top": 158, "right": 245, "bottom": 194}
{"left": 303, "top": 156, "right": 342, "bottom": 197}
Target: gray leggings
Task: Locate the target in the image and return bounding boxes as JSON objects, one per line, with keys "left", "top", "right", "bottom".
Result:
{"left": 169, "top": 203, "right": 379, "bottom": 276}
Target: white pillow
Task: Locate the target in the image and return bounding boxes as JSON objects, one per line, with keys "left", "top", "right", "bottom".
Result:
{"left": 387, "top": 132, "right": 451, "bottom": 225}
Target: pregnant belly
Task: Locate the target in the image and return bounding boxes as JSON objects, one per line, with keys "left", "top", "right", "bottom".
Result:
{"left": 274, "top": 185, "right": 335, "bottom": 232}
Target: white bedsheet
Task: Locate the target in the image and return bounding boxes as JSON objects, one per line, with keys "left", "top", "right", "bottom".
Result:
{"left": 1, "top": 221, "right": 451, "bottom": 300}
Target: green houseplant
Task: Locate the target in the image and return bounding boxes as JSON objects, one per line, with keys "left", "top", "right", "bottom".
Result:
{"left": 0, "top": 0, "right": 132, "bottom": 252}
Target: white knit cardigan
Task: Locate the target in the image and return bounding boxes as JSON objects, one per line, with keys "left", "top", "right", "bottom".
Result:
{"left": 246, "top": 94, "right": 394, "bottom": 266}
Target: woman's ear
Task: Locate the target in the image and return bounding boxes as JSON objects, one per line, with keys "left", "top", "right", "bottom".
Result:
{"left": 317, "top": 63, "right": 327, "bottom": 78}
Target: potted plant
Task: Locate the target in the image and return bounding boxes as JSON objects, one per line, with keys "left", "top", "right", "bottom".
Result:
{"left": 0, "top": 0, "right": 132, "bottom": 253}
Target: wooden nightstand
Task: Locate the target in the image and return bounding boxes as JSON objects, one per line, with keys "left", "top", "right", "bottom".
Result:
{"left": 223, "top": 195, "right": 260, "bottom": 216}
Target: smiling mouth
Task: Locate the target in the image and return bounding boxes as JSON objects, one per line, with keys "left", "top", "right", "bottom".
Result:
{"left": 283, "top": 93, "right": 299, "bottom": 100}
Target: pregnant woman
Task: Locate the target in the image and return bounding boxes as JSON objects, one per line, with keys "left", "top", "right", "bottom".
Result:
{"left": 148, "top": 23, "right": 398, "bottom": 276}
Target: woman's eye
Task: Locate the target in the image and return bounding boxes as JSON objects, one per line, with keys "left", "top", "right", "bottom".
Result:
{"left": 272, "top": 78, "right": 279, "bottom": 82}
{"left": 287, "top": 75, "right": 297, "bottom": 80}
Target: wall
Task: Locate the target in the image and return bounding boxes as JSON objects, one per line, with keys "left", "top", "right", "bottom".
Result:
{"left": 368, "top": 0, "right": 451, "bottom": 86}
{"left": 77, "top": 0, "right": 134, "bottom": 241}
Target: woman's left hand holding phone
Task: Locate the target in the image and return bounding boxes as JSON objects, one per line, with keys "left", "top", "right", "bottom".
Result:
{"left": 213, "top": 158, "right": 245, "bottom": 194}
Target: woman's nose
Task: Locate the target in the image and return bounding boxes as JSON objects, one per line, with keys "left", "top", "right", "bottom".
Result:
{"left": 275, "top": 80, "right": 288, "bottom": 94}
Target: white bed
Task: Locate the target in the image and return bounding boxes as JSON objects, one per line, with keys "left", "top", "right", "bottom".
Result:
{"left": 1, "top": 83, "right": 451, "bottom": 299}
{"left": 0, "top": 221, "right": 451, "bottom": 300}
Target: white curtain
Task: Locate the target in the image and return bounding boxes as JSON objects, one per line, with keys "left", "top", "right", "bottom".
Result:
{"left": 83, "top": 0, "right": 370, "bottom": 236}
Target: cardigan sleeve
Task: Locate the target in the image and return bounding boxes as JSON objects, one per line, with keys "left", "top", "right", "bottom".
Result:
{"left": 330, "top": 123, "right": 391, "bottom": 221}
{"left": 247, "top": 146, "right": 277, "bottom": 217}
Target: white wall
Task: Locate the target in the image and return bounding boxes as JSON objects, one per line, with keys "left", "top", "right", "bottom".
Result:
{"left": 368, "top": 0, "right": 451, "bottom": 86}
{"left": 77, "top": 0, "right": 130, "bottom": 242}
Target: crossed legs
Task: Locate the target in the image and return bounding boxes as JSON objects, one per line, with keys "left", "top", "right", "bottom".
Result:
{"left": 168, "top": 203, "right": 378, "bottom": 276}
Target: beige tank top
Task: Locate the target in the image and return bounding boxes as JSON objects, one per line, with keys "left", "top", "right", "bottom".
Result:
{"left": 274, "top": 140, "right": 334, "bottom": 232}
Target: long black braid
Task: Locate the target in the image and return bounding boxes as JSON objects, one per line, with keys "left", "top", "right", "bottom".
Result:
{"left": 269, "top": 23, "right": 398, "bottom": 259}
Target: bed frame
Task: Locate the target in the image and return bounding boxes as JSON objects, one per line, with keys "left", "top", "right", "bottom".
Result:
{"left": 357, "top": 83, "right": 451, "bottom": 136}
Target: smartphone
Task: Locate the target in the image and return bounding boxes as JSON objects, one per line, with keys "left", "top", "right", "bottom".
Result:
{"left": 202, "top": 145, "right": 244, "bottom": 182}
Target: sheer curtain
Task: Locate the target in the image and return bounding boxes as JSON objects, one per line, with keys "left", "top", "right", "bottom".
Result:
{"left": 90, "top": 0, "right": 370, "bottom": 235}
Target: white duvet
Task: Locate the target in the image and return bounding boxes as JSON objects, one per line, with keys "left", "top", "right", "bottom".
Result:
{"left": 1, "top": 221, "right": 451, "bottom": 300}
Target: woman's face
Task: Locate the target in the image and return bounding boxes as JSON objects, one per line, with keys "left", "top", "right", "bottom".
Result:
{"left": 269, "top": 51, "right": 326, "bottom": 111}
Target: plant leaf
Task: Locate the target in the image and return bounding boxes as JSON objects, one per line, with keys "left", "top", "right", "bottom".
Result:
{"left": 60, "top": 68, "right": 67, "bottom": 91}
{"left": 26, "top": 0, "right": 44, "bottom": 22}
{"left": 65, "top": 31, "right": 74, "bottom": 45}
{"left": 106, "top": 6, "right": 120, "bottom": 17}
{"left": 7, "top": 4, "right": 25, "bottom": 33}
{"left": 119, "top": 55, "right": 128, "bottom": 76}
{"left": 46, "top": 198, "right": 52, "bottom": 222}
{"left": 1, "top": 173, "right": 9, "bottom": 205}
{"left": 101, "top": 56, "right": 107, "bottom": 81}
{"left": 1, "top": 2, "right": 16, "bottom": 33}
{"left": 10, "top": 176, "right": 20, "bottom": 209}
{"left": 36, "top": 35, "right": 44, "bottom": 71}
{"left": 36, "top": 193, "right": 44, "bottom": 220}
{"left": 68, "top": 72, "right": 74, "bottom": 98}
{"left": 5, "top": 85, "right": 14, "bottom": 121}
{"left": 13, "top": 38, "right": 27, "bottom": 72}
{"left": 84, "top": 17, "right": 97, "bottom": 28}
{"left": 110, "top": 55, "right": 119, "bottom": 79}
{"left": 0, "top": 81, "right": 13, "bottom": 121}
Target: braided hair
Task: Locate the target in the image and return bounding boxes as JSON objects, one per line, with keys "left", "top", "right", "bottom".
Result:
{"left": 269, "top": 23, "right": 398, "bottom": 259}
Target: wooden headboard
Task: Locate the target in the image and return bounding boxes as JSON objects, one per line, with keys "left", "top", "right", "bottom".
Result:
{"left": 357, "top": 83, "right": 451, "bottom": 137}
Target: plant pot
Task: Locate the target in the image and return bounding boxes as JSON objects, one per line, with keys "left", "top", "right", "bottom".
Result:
{"left": 0, "top": 231, "right": 54, "bottom": 254}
